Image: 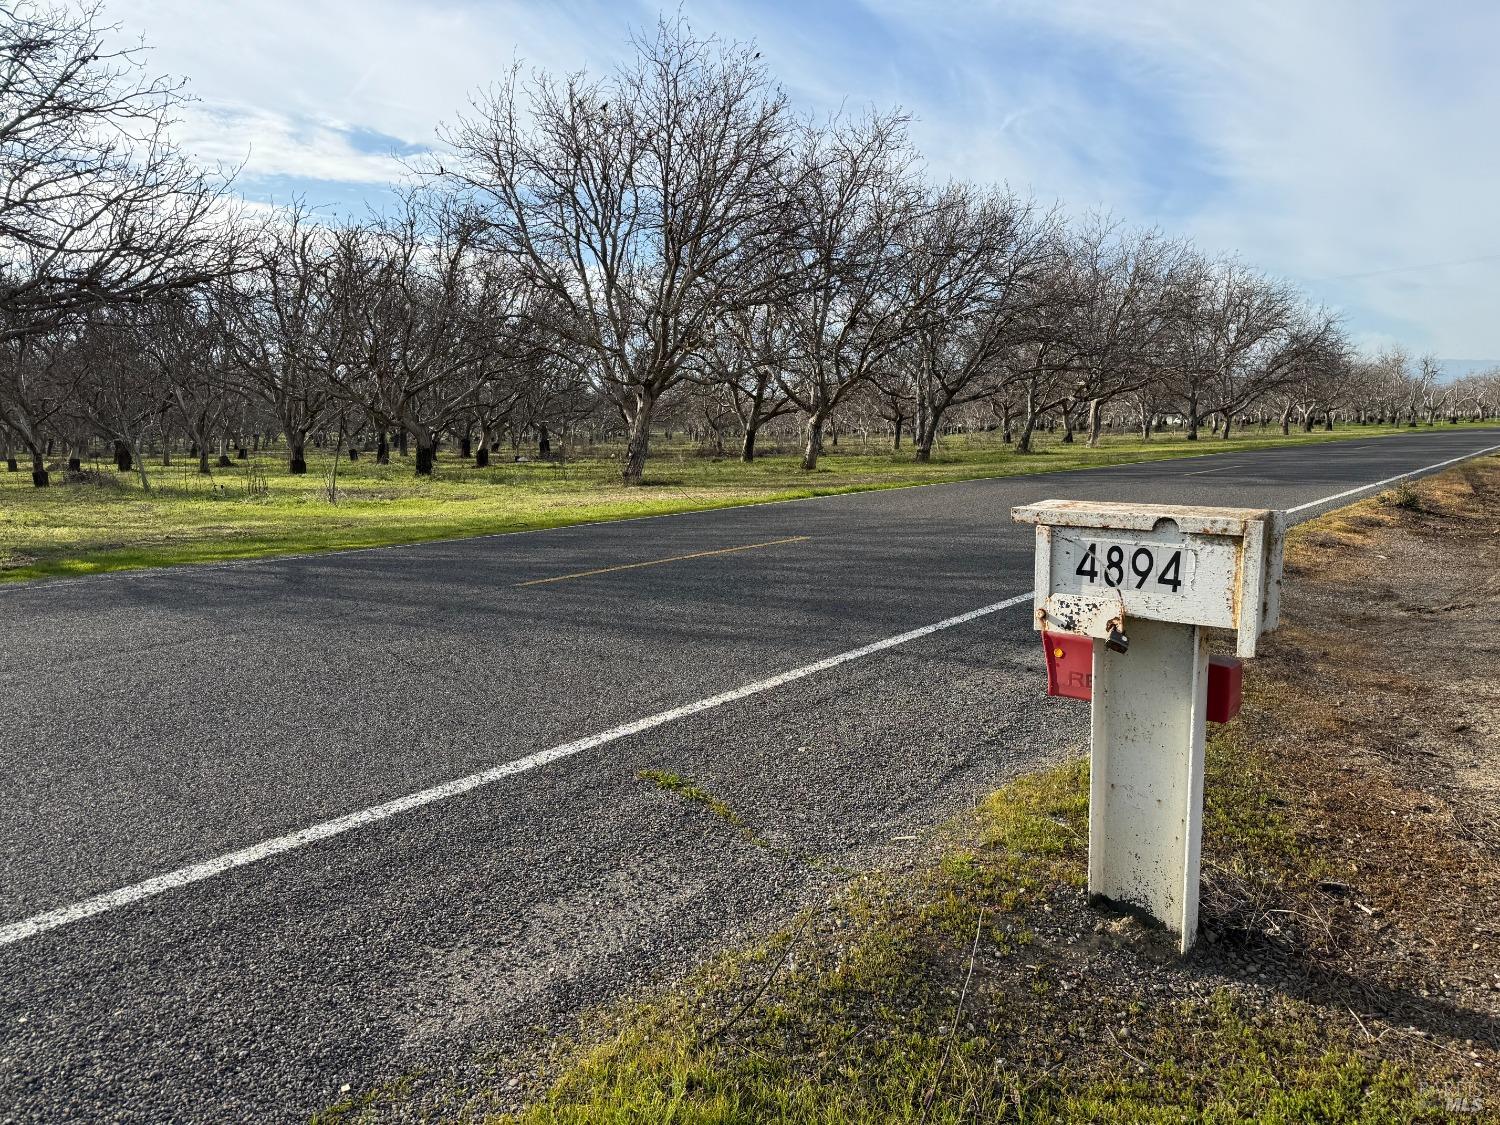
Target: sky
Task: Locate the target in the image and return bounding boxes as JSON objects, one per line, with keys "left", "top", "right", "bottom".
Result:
{"left": 106, "top": 0, "right": 1500, "bottom": 374}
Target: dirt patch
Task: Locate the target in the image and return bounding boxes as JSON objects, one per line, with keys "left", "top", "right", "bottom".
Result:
{"left": 1216, "top": 457, "right": 1500, "bottom": 1079}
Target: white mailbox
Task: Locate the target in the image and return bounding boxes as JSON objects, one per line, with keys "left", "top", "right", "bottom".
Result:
{"left": 1011, "top": 500, "right": 1287, "bottom": 952}
{"left": 1013, "top": 500, "right": 1285, "bottom": 658}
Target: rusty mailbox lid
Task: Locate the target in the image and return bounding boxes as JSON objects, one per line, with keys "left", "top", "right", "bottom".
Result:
{"left": 1012, "top": 499, "right": 1286, "bottom": 658}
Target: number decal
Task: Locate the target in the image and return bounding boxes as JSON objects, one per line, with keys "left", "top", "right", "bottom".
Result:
{"left": 1104, "top": 545, "right": 1124, "bottom": 587}
{"left": 1157, "top": 550, "right": 1183, "bottom": 593}
{"left": 1130, "top": 547, "right": 1153, "bottom": 589}
{"left": 1074, "top": 543, "right": 1098, "bottom": 582}
{"left": 1072, "top": 541, "right": 1188, "bottom": 595}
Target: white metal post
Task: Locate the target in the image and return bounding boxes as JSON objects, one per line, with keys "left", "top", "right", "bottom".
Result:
{"left": 1013, "top": 499, "right": 1284, "bottom": 955}
{"left": 1088, "top": 618, "right": 1209, "bottom": 953}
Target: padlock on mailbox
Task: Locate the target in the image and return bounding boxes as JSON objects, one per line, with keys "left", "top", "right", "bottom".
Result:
{"left": 1043, "top": 633, "right": 1243, "bottom": 723}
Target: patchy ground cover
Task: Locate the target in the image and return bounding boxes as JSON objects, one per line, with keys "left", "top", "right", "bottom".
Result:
{"left": 316, "top": 455, "right": 1498, "bottom": 1124}
{"left": 2, "top": 421, "right": 1489, "bottom": 583}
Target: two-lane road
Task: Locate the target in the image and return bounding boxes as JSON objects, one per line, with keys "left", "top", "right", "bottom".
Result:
{"left": 2, "top": 427, "right": 1497, "bottom": 1121}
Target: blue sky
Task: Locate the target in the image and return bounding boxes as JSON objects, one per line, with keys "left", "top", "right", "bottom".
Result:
{"left": 110, "top": 0, "right": 1500, "bottom": 371}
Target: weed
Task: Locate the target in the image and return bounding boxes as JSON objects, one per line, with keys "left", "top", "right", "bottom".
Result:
{"left": 1380, "top": 481, "right": 1423, "bottom": 510}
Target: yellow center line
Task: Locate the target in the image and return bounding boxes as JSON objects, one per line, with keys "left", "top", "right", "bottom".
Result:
{"left": 513, "top": 536, "right": 813, "bottom": 588}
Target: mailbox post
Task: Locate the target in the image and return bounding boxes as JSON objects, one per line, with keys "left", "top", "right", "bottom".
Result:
{"left": 1011, "top": 501, "right": 1285, "bottom": 952}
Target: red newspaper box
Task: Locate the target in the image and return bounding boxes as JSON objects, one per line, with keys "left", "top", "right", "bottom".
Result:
{"left": 1206, "top": 654, "right": 1243, "bottom": 723}
{"left": 1043, "top": 630, "right": 1093, "bottom": 701}
{"left": 1044, "top": 634, "right": 1244, "bottom": 722}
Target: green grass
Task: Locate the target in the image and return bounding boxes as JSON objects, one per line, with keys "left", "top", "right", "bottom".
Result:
{"left": 640, "top": 769, "right": 762, "bottom": 842}
{"left": 461, "top": 739, "right": 1445, "bottom": 1125}
{"left": 2, "top": 420, "right": 1494, "bottom": 584}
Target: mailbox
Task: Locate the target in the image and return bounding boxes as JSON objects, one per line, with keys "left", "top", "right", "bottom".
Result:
{"left": 1012, "top": 499, "right": 1286, "bottom": 952}
{"left": 1012, "top": 500, "right": 1284, "bottom": 658}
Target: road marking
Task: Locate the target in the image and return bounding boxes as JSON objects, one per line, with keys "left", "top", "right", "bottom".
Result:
{"left": 0, "top": 591, "right": 1034, "bottom": 948}
{"left": 4, "top": 440, "right": 1497, "bottom": 946}
{"left": 1284, "top": 442, "right": 1500, "bottom": 520}
{"left": 1184, "top": 466, "right": 1228, "bottom": 476}
{"left": 514, "top": 536, "right": 811, "bottom": 587}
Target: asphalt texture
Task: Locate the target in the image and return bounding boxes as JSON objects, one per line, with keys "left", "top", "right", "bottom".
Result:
{"left": 1, "top": 426, "right": 1497, "bottom": 1122}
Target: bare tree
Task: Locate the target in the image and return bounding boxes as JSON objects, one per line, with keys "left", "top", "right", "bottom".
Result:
{"left": 442, "top": 18, "right": 795, "bottom": 483}
{"left": 67, "top": 312, "right": 164, "bottom": 491}
{"left": 1054, "top": 220, "right": 1193, "bottom": 447}
{"left": 1162, "top": 260, "right": 1306, "bottom": 439}
{"left": 324, "top": 196, "right": 525, "bottom": 475}
{"left": 903, "top": 184, "right": 1054, "bottom": 461}
{"left": 696, "top": 303, "right": 799, "bottom": 461}
{"left": 0, "top": 329, "right": 73, "bottom": 484}
{"left": 776, "top": 110, "right": 923, "bottom": 470}
{"left": 0, "top": 2, "right": 242, "bottom": 343}
{"left": 133, "top": 292, "right": 231, "bottom": 475}
{"left": 221, "top": 205, "right": 341, "bottom": 474}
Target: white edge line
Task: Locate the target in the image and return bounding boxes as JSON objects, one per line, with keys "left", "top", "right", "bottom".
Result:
{"left": 1284, "top": 442, "right": 1500, "bottom": 522}
{"left": 0, "top": 592, "right": 1034, "bottom": 948}
{"left": 5, "top": 439, "right": 1498, "bottom": 947}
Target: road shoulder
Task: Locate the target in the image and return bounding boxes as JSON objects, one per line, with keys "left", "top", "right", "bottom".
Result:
{"left": 323, "top": 456, "right": 1499, "bottom": 1123}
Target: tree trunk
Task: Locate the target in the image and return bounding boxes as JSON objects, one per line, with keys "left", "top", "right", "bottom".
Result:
{"left": 375, "top": 431, "right": 389, "bottom": 465}
{"left": 621, "top": 395, "right": 656, "bottom": 485}
{"left": 397, "top": 430, "right": 409, "bottom": 456}
{"left": 132, "top": 437, "right": 151, "bottom": 492}
{"left": 475, "top": 431, "right": 490, "bottom": 468}
{"left": 538, "top": 423, "right": 551, "bottom": 457}
{"left": 460, "top": 434, "right": 472, "bottom": 459}
{"left": 914, "top": 408, "right": 942, "bottom": 462}
{"left": 114, "top": 441, "right": 133, "bottom": 472}
{"left": 1280, "top": 405, "right": 1293, "bottom": 436}
{"left": 740, "top": 423, "right": 758, "bottom": 463}
{"left": 892, "top": 416, "right": 903, "bottom": 450}
{"left": 1017, "top": 413, "right": 1038, "bottom": 454}
{"left": 415, "top": 435, "right": 435, "bottom": 476}
{"left": 289, "top": 432, "right": 308, "bottom": 475}
{"left": 801, "top": 413, "right": 826, "bottom": 471}
{"left": 1086, "top": 399, "right": 1103, "bottom": 447}
{"left": 30, "top": 446, "right": 48, "bottom": 487}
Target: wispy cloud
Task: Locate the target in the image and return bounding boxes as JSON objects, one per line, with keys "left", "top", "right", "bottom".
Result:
{"left": 107, "top": 0, "right": 1500, "bottom": 361}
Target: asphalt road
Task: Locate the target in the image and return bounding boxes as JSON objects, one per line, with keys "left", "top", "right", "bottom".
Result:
{"left": 2, "top": 427, "right": 1496, "bottom": 1122}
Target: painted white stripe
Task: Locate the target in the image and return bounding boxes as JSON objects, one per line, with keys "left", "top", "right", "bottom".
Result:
{"left": 0, "top": 592, "right": 1035, "bottom": 948}
{"left": 1284, "top": 442, "right": 1500, "bottom": 522}
{"left": 5, "top": 439, "right": 1497, "bottom": 947}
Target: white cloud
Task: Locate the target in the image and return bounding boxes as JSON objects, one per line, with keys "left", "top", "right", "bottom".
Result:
{"left": 854, "top": 0, "right": 1500, "bottom": 358}
{"left": 102, "top": 0, "right": 1500, "bottom": 359}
